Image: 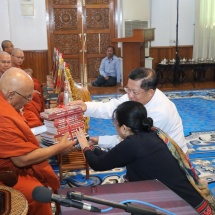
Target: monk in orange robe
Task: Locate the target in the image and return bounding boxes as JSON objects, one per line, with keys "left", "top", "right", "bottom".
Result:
{"left": 11, "top": 48, "right": 25, "bottom": 68}
{"left": 0, "top": 68, "right": 75, "bottom": 215}
{"left": 25, "top": 68, "right": 46, "bottom": 112}
{"left": 22, "top": 69, "right": 46, "bottom": 127}
{"left": 0, "top": 51, "right": 12, "bottom": 78}
{"left": 22, "top": 99, "right": 43, "bottom": 128}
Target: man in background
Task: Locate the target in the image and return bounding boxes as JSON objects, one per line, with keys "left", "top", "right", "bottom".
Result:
{"left": 1, "top": 40, "right": 14, "bottom": 54}
{"left": 92, "top": 46, "right": 121, "bottom": 87}
{"left": 0, "top": 51, "right": 11, "bottom": 77}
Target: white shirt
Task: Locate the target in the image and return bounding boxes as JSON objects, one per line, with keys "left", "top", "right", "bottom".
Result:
{"left": 85, "top": 89, "right": 188, "bottom": 153}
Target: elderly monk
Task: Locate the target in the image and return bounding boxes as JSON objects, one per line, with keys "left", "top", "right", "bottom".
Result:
{"left": 0, "top": 51, "right": 11, "bottom": 77}
{"left": 11, "top": 48, "right": 25, "bottom": 68}
{"left": 0, "top": 67, "right": 75, "bottom": 215}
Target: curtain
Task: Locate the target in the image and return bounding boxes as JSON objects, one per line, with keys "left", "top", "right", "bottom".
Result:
{"left": 193, "top": 0, "right": 215, "bottom": 59}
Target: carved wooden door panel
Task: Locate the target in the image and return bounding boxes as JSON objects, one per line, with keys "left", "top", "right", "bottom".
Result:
{"left": 46, "top": 0, "right": 117, "bottom": 84}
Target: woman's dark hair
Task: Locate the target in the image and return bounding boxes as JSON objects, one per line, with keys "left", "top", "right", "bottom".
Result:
{"left": 112, "top": 101, "right": 153, "bottom": 133}
{"left": 128, "top": 67, "right": 158, "bottom": 90}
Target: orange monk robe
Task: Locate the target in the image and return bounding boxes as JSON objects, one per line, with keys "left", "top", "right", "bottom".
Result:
{"left": 23, "top": 91, "right": 46, "bottom": 128}
{"left": 23, "top": 92, "right": 44, "bottom": 128}
{"left": 0, "top": 92, "right": 59, "bottom": 215}
{"left": 32, "top": 77, "right": 43, "bottom": 94}
{"left": 23, "top": 101, "right": 43, "bottom": 128}
{"left": 32, "top": 90, "right": 46, "bottom": 113}
{"left": 32, "top": 78, "right": 46, "bottom": 111}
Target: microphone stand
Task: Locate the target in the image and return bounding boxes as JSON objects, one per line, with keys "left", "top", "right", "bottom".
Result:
{"left": 173, "top": 0, "right": 180, "bottom": 85}
{"left": 67, "top": 191, "right": 160, "bottom": 214}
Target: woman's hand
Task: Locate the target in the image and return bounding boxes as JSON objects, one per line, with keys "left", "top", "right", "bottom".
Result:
{"left": 75, "top": 128, "right": 89, "bottom": 150}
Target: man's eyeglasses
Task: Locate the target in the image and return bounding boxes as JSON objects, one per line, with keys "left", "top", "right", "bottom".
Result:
{"left": 124, "top": 87, "right": 145, "bottom": 96}
{"left": 13, "top": 91, "right": 31, "bottom": 101}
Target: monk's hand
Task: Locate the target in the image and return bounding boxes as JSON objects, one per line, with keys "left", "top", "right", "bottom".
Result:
{"left": 89, "top": 136, "right": 98, "bottom": 146}
{"left": 75, "top": 128, "right": 89, "bottom": 150}
{"left": 33, "top": 90, "right": 41, "bottom": 95}
{"left": 58, "top": 132, "right": 75, "bottom": 154}
{"left": 105, "top": 76, "right": 109, "bottom": 80}
{"left": 67, "top": 100, "right": 87, "bottom": 112}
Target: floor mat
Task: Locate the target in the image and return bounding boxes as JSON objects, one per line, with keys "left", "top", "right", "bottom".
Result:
{"left": 50, "top": 89, "right": 215, "bottom": 194}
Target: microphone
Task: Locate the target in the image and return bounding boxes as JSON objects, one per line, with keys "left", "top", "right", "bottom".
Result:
{"left": 32, "top": 186, "right": 101, "bottom": 212}
{"left": 67, "top": 191, "right": 160, "bottom": 214}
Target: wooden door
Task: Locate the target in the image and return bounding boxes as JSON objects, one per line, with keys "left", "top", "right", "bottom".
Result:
{"left": 46, "top": 0, "right": 117, "bottom": 84}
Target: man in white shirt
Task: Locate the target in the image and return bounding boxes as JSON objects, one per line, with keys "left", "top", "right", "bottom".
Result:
{"left": 70, "top": 67, "right": 188, "bottom": 153}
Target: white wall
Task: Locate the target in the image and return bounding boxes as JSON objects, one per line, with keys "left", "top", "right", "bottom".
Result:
{"left": 151, "top": 0, "right": 195, "bottom": 46}
{"left": 0, "top": 1, "right": 11, "bottom": 40}
{"left": 123, "top": 0, "right": 149, "bottom": 21}
{"left": 0, "top": 0, "right": 195, "bottom": 50}
{"left": 0, "top": 0, "right": 47, "bottom": 50}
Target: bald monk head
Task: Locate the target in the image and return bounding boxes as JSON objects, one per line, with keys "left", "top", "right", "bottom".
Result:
{"left": 1, "top": 40, "right": 14, "bottom": 54}
{"left": 0, "top": 67, "right": 34, "bottom": 110}
{"left": 24, "top": 68, "right": 33, "bottom": 77}
{"left": 0, "top": 51, "right": 11, "bottom": 77}
{"left": 11, "top": 48, "right": 25, "bottom": 68}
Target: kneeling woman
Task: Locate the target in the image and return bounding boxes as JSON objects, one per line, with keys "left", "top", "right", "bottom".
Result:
{"left": 75, "top": 101, "right": 215, "bottom": 215}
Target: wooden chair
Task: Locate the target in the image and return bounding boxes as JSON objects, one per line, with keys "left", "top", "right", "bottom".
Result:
{"left": 58, "top": 149, "right": 90, "bottom": 182}
{"left": 0, "top": 168, "right": 28, "bottom": 215}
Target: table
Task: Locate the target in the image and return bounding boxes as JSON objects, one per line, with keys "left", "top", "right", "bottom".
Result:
{"left": 156, "top": 62, "right": 215, "bottom": 87}
{"left": 58, "top": 180, "right": 198, "bottom": 215}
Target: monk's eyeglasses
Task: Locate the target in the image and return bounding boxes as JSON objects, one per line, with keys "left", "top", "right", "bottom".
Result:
{"left": 13, "top": 91, "right": 31, "bottom": 101}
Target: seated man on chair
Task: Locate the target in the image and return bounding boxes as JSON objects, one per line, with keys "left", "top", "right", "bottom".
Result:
{"left": 92, "top": 46, "right": 121, "bottom": 87}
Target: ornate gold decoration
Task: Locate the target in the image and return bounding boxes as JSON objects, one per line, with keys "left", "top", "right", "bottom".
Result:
{"left": 64, "top": 64, "right": 91, "bottom": 130}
